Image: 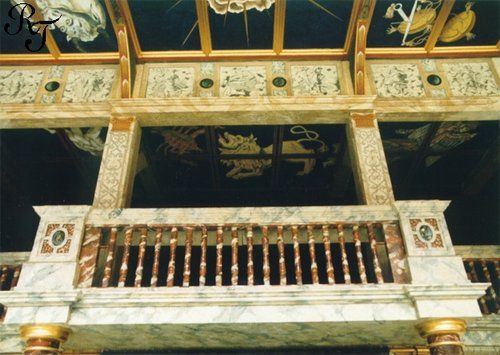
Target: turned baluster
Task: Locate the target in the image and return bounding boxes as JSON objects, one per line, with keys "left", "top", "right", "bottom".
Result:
{"left": 262, "top": 226, "right": 270, "bottom": 285}
{"left": 183, "top": 227, "right": 193, "bottom": 287}
{"left": 199, "top": 226, "right": 208, "bottom": 286}
{"left": 118, "top": 227, "right": 133, "bottom": 287}
{"left": 352, "top": 224, "right": 367, "bottom": 284}
{"left": 368, "top": 223, "right": 384, "bottom": 283}
{"left": 150, "top": 228, "right": 163, "bottom": 287}
{"left": 307, "top": 225, "right": 319, "bottom": 285}
{"left": 322, "top": 225, "right": 335, "bottom": 285}
{"left": 134, "top": 227, "right": 148, "bottom": 287}
{"left": 215, "top": 226, "right": 224, "bottom": 286}
{"left": 166, "top": 227, "right": 178, "bottom": 287}
{"left": 277, "top": 226, "right": 287, "bottom": 286}
{"left": 337, "top": 224, "right": 351, "bottom": 284}
{"left": 291, "top": 226, "right": 303, "bottom": 285}
{"left": 231, "top": 227, "right": 239, "bottom": 286}
{"left": 246, "top": 226, "right": 254, "bottom": 286}
{"left": 102, "top": 227, "right": 118, "bottom": 288}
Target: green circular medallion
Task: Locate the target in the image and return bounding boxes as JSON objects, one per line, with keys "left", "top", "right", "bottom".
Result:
{"left": 272, "top": 77, "right": 287, "bottom": 87}
{"left": 200, "top": 78, "right": 214, "bottom": 89}
{"left": 44, "top": 81, "right": 60, "bottom": 92}
{"left": 51, "top": 230, "right": 66, "bottom": 247}
{"left": 427, "top": 74, "right": 442, "bottom": 86}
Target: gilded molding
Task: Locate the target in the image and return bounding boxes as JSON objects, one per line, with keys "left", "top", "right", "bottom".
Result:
{"left": 416, "top": 318, "right": 467, "bottom": 338}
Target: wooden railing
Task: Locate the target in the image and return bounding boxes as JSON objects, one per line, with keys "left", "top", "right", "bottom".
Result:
{"left": 78, "top": 222, "right": 399, "bottom": 288}
{"left": 463, "top": 258, "right": 499, "bottom": 315}
{"left": 0, "top": 263, "right": 23, "bottom": 322}
{"left": 456, "top": 245, "right": 500, "bottom": 316}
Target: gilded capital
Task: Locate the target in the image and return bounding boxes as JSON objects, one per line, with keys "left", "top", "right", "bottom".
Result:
{"left": 416, "top": 318, "right": 466, "bottom": 338}
{"left": 20, "top": 324, "right": 71, "bottom": 354}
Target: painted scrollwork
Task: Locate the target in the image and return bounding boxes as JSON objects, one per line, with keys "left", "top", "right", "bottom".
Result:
{"left": 443, "top": 62, "right": 499, "bottom": 96}
{"left": 0, "top": 70, "right": 43, "bottom": 104}
{"left": 62, "top": 69, "right": 115, "bottom": 103}
{"left": 291, "top": 66, "right": 340, "bottom": 96}
{"left": 220, "top": 66, "right": 267, "bottom": 97}
{"left": 371, "top": 64, "right": 425, "bottom": 97}
{"left": 146, "top": 68, "right": 195, "bottom": 98}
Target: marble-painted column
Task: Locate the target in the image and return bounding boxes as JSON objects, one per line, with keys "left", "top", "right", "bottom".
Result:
{"left": 346, "top": 112, "right": 394, "bottom": 205}
{"left": 20, "top": 324, "right": 71, "bottom": 355}
{"left": 93, "top": 116, "right": 141, "bottom": 208}
{"left": 416, "top": 318, "right": 466, "bottom": 355}
{"left": 1, "top": 206, "right": 90, "bottom": 325}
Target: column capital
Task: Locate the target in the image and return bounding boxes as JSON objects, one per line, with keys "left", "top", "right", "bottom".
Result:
{"left": 416, "top": 318, "right": 466, "bottom": 355}
{"left": 350, "top": 111, "right": 376, "bottom": 127}
{"left": 20, "top": 324, "right": 71, "bottom": 354}
{"left": 416, "top": 318, "right": 467, "bottom": 338}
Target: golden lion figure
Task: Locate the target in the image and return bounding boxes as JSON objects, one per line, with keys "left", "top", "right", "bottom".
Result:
{"left": 218, "top": 131, "right": 320, "bottom": 180}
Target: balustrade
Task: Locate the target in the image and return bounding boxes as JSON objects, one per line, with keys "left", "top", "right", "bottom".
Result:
{"left": 78, "top": 222, "right": 398, "bottom": 288}
{"left": 463, "top": 258, "right": 500, "bottom": 315}
{"left": 0, "top": 260, "right": 24, "bottom": 322}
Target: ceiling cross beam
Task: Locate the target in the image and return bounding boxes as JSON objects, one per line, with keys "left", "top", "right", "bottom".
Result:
{"left": 424, "top": 0, "right": 455, "bottom": 52}
{"left": 272, "top": 0, "right": 286, "bottom": 55}
{"left": 196, "top": 0, "right": 213, "bottom": 56}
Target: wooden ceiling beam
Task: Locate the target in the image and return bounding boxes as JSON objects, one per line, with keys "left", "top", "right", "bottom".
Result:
{"left": 115, "top": 0, "right": 143, "bottom": 59}
{"left": 196, "top": 0, "right": 213, "bottom": 56}
{"left": 424, "top": 0, "right": 455, "bottom": 52}
{"left": 272, "top": 0, "right": 286, "bottom": 55}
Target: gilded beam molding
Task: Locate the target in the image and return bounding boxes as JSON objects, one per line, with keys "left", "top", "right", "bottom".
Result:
{"left": 272, "top": 0, "right": 286, "bottom": 55}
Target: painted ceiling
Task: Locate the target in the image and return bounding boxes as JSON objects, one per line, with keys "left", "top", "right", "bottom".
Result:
{"left": 0, "top": 0, "right": 498, "bottom": 61}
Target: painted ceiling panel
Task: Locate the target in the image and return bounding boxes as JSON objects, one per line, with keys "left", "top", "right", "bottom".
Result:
{"left": 39, "top": 0, "right": 117, "bottom": 53}
{"left": 283, "top": 0, "right": 352, "bottom": 49}
{"left": 368, "top": 0, "right": 445, "bottom": 48}
{"left": 436, "top": 0, "right": 499, "bottom": 47}
{"left": 208, "top": 1, "right": 274, "bottom": 50}
{"left": 129, "top": 0, "right": 201, "bottom": 51}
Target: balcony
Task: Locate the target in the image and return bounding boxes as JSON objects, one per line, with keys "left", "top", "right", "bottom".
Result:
{"left": 0, "top": 202, "right": 493, "bottom": 353}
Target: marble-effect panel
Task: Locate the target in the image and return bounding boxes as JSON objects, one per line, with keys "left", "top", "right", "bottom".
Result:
{"left": 146, "top": 67, "right": 195, "bottom": 98}
{"left": 371, "top": 64, "right": 425, "bottom": 97}
{"left": 220, "top": 66, "right": 267, "bottom": 97}
{"left": 443, "top": 62, "right": 499, "bottom": 96}
{"left": 291, "top": 65, "right": 340, "bottom": 96}
{"left": 0, "top": 70, "right": 43, "bottom": 104}
{"left": 62, "top": 69, "right": 116, "bottom": 103}
{"left": 406, "top": 256, "right": 469, "bottom": 285}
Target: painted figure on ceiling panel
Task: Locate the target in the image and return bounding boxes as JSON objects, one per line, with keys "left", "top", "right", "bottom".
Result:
{"left": 219, "top": 126, "right": 328, "bottom": 180}
{"left": 208, "top": 0, "right": 275, "bottom": 14}
{"left": 384, "top": 0, "right": 442, "bottom": 46}
{"left": 33, "top": 0, "right": 107, "bottom": 50}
